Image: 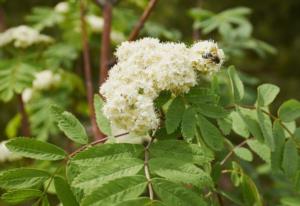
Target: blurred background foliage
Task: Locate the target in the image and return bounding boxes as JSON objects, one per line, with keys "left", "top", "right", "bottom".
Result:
{"left": 0, "top": 0, "right": 300, "bottom": 205}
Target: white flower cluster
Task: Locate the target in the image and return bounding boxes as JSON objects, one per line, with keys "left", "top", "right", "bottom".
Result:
{"left": 22, "top": 70, "right": 61, "bottom": 102}
{"left": 100, "top": 38, "right": 224, "bottom": 134}
{"left": 54, "top": 2, "right": 69, "bottom": 14}
{"left": 0, "top": 141, "right": 21, "bottom": 162}
{"left": 0, "top": 25, "right": 53, "bottom": 48}
{"left": 86, "top": 15, "right": 104, "bottom": 32}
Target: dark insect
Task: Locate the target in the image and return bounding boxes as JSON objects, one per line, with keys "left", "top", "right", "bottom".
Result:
{"left": 202, "top": 53, "right": 220, "bottom": 64}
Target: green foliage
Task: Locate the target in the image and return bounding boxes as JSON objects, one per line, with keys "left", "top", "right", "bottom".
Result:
{"left": 57, "top": 111, "right": 89, "bottom": 144}
{"left": 0, "top": 168, "right": 49, "bottom": 190}
{"left": 26, "top": 7, "right": 63, "bottom": 30}
{"left": 233, "top": 147, "right": 253, "bottom": 162}
{"left": 152, "top": 178, "right": 207, "bottom": 206}
{"left": 0, "top": 62, "right": 35, "bottom": 101}
{"left": 227, "top": 66, "right": 244, "bottom": 102}
{"left": 65, "top": 140, "right": 213, "bottom": 205}
{"left": 81, "top": 176, "right": 147, "bottom": 206}
{"left": 278, "top": 99, "right": 300, "bottom": 122}
{"left": 197, "top": 115, "right": 224, "bottom": 151}
{"left": 165, "top": 96, "right": 185, "bottom": 134}
{"left": 271, "top": 120, "right": 286, "bottom": 171}
{"left": 282, "top": 139, "right": 299, "bottom": 177}
{"left": 257, "top": 109, "right": 275, "bottom": 150}
{"left": 6, "top": 138, "right": 67, "bottom": 160}
{"left": 94, "top": 94, "right": 112, "bottom": 136}
{"left": 1, "top": 189, "right": 43, "bottom": 205}
{"left": 247, "top": 139, "right": 270, "bottom": 163}
{"left": 189, "top": 6, "right": 276, "bottom": 58}
{"left": 181, "top": 107, "right": 197, "bottom": 142}
{"left": 54, "top": 176, "right": 79, "bottom": 206}
{"left": 257, "top": 84, "right": 280, "bottom": 106}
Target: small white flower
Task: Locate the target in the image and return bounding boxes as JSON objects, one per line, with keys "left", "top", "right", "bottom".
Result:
{"left": 33, "top": 70, "right": 61, "bottom": 90}
{"left": 0, "top": 141, "right": 21, "bottom": 162}
{"left": 54, "top": 2, "right": 69, "bottom": 13}
{"left": 22, "top": 88, "right": 33, "bottom": 103}
{"left": 0, "top": 25, "right": 53, "bottom": 48}
{"left": 86, "top": 15, "right": 104, "bottom": 32}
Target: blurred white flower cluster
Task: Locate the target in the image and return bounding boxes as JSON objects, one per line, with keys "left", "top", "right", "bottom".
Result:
{"left": 0, "top": 141, "right": 21, "bottom": 163}
{"left": 0, "top": 25, "right": 53, "bottom": 48}
{"left": 54, "top": 1, "right": 69, "bottom": 14}
{"left": 100, "top": 38, "right": 224, "bottom": 134}
{"left": 22, "top": 70, "right": 61, "bottom": 102}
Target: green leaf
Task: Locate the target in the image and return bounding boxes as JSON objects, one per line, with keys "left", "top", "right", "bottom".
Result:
{"left": 247, "top": 139, "right": 270, "bottom": 163}
{"left": 185, "top": 87, "right": 219, "bottom": 105}
{"left": 227, "top": 66, "right": 244, "bottom": 102}
{"left": 152, "top": 178, "right": 207, "bottom": 206}
{"left": 1, "top": 189, "right": 42, "bottom": 205}
{"left": 217, "top": 116, "right": 232, "bottom": 135}
{"left": 239, "top": 108, "right": 264, "bottom": 142}
{"left": 115, "top": 198, "right": 165, "bottom": 206}
{"left": 0, "top": 63, "right": 35, "bottom": 102}
{"left": 181, "top": 107, "right": 197, "bottom": 142}
{"left": 197, "top": 104, "right": 229, "bottom": 119}
{"left": 278, "top": 99, "right": 300, "bottom": 122}
{"left": 282, "top": 139, "right": 298, "bottom": 177}
{"left": 271, "top": 120, "right": 286, "bottom": 172}
{"left": 197, "top": 115, "right": 224, "bottom": 151}
{"left": 41, "top": 196, "right": 50, "bottom": 206}
{"left": 149, "top": 158, "right": 212, "bottom": 189}
{"left": 150, "top": 140, "right": 213, "bottom": 165}
{"left": 72, "top": 158, "right": 144, "bottom": 193}
{"left": 81, "top": 176, "right": 147, "bottom": 206}
{"left": 257, "top": 109, "right": 275, "bottom": 150}
{"left": 165, "top": 96, "right": 185, "bottom": 134}
{"left": 49, "top": 104, "right": 64, "bottom": 122}
{"left": 94, "top": 94, "right": 112, "bottom": 136}
{"left": 257, "top": 84, "right": 280, "bottom": 106}
{"left": 0, "top": 168, "right": 50, "bottom": 190}
{"left": 241, "top": 175, "right": 263, "bottom": 206}
{"left": 58, "top": 111, "right": 89, "bottom": 144}
{"left": 6, "top": 138, "right": 67, "bottom": 160}
{"left": 154, "top": 91, "right": 172, "bottom": 108}
{"left": 71, "top": 144, "right": 143, "bottom": 166}
{"left": 281, "top": 197, "right": 300, "bottom": 206}
{"left": 54, "top": 176, "right": 79, "bottom": 206}
{"left": 5, "top": 114, "right": 21, "bottom": 138}
{"left": 233, "top": 147, "right": 253, "bottom": 162}
{"left": 231, "top": 111, "right": 250, "bottom": 138}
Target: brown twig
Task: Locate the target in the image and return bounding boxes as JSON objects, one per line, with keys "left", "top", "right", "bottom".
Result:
{"left": 128, "top": 0, "right": 159, "bottom": 41}
{"left": 99, "top": 0, "right": 113, "bottom": 85}
{"left": 107, "top": 0, "right": 159, "bottom": 68}
{"left": 80, "top": 0, "right": 104, "bottom": 140}
{"left": 16, "top": 94, "right": 31, "bottom": 136}
{"left": 220, "top": 139, "right": 249, "bottom": 166}
{"left": 69, "top": 132, "right": 129, "bottom": 157}
{"left": 0, "top": 8, "right": 6, "bottom": 32}
{"left": 215, "top": 188, "right": 224, "bottom": 206}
